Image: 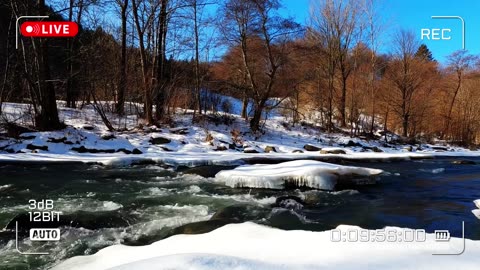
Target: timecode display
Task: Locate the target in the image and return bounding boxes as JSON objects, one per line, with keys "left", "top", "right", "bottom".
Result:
{"left": 331, "top": 228, "right": 427, "bottom": 242}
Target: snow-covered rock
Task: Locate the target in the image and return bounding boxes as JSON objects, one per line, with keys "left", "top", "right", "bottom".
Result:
{"left": 472, "top": 209, "right": 480, "bottom": 219}
{"left": 303, "top": 144, "right": 321, "bottom": 151}
{"left": 51, "top": 222, "right": 480, "bottom": 270}
{"left": 473, "top": 200, "right": 480, "bottom": 219}
{"left": 215, "top": 160, "right": 383, "bottom": 190}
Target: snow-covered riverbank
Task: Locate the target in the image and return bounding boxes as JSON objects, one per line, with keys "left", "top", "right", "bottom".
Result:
{"left": 52, "top": 222, "right": 480, "bottom": 270}
{"left": 1, "top": 102, "right": 479, "bottom": 167}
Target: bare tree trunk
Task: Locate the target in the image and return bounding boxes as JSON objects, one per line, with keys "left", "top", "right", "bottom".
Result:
{"left": 401, "top": 78, "right": 408, "bottom": 138}
{"left": 91, "top": 90, "right": 115, "bottom": 131}
{"left": 340, "top": 73, "right": 347, "bottom": 127}
{"left": 327, "top": 63, "right": 335, "bottom": 132}
{"left": 64, "top": 0, "right": 84, "bottom": 108}
{"left": 66, "top": 0, "right": 74, "bottom": 108}
{"left": 250, "top": 99, "right": 266, "bottom": 133}
{"left": 368, "top": 4, "right": 377, "bottom": 134}
{"left": 369, "top": 59, "right": 376, "bottom": 133}
{"left": 116, "top": 0, "right": 128, "bottom": 115}
{"left": 444, "top": 70, "right": 461, "bottom": 139}
{"left": 316, "top": 70, "right": 324, "bottom": 127}
{"left": 154, "top": 0, "right": 168, "bottom": 121}
{"left": 383, "top": 109, "right": 389, "bottom": 142}
{"left": 402, "top": 114, "right": 409, "bottom": 137}
{"left": 35, "top": 0, "right": 62, "bottom": 130}
{"left": 0, "top": 11, "right": 14, "bottom": 115}
{"left": 241, "top": 90, "right": 248, "bottom": 120}
{"left": 193, "top": 0, "right": 202, "bottom": 116}
{"left": 132, "top": 0, "right": 153, "bottom": 124}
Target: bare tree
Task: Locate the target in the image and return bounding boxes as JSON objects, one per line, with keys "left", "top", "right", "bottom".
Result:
{"left": 152, "top": 0, "right": 169, "bottom": 121}
{"left": 385, "top": 30, "right": 425, "bottom": 137}
{"left": 11, "top": 0, "right": 63, "bottom": 130}
{"left": 219, "top": 0, "right": 258, "bottom": 121}
{"left": 115, "top": 0, "right": 128, "bottom": 115}
{"left": 64, "top": 0, "right": 86, "bottom": 108}
{"left": 245, "top": 0, "right": 299, "bottom": 132}
{"left": 364, "top": 0, "right": 383, "bottom": 134}
{"left": 131, "top": 0, "right": 156, "bottom": 124}
{"left": 37, "top": 0, "right": 63, "bottom": 130}
{"left": 310, "top": 0, "right": 363, "bottom": 129}
{"left": 444, "top": 50, "right": 477, "bottom": 139}
{"left": 309, "top": 0, "right": 339, "bottom": 131}
{"left": 182, "top": 0, "right": 215, "bottom": 119}
{"left": 192, "top": 0, "right": 201, "bottom": 116}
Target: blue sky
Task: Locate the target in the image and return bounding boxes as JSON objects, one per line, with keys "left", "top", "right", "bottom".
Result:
{"left": 87, "top": 0, "right": 480, "bottom": 64}
{"left": 279, "top": 0, "right": 480, "bottom": 64}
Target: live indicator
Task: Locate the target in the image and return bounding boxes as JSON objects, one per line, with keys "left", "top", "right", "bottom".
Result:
{"left": 20, "top": 21, "right": 78, "bottom": 37}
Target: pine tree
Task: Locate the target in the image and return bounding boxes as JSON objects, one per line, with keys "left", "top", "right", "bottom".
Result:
{"left": 415, "top": 44, "right": 435, "bottom": 62}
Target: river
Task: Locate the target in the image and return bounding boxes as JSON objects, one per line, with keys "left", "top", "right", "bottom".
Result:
{"left": 1, "top": 157, "right": 479, "bottom": 269}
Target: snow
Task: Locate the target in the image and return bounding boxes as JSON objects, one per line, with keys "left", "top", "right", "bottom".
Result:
{"left": 473, "top": 200, "right": 480, "bottom": 219}
{"left": 199, "top": 90, "right": 282, "bottom": 118}
{"left": 106, "top": 254, "right": 287, "bottom": 270}
{"left": 1, "top": 102, "right": 479, "bottom": 167}
{"left": 51, "top": 222, "right": 480, "bottom": 270}
{"left": 475, "top": 199, "right": 480, "bottom": 209}
{"left": 0, "top": 151, "right": 429, "bottom": 168}
{"left": 215, "top": 160, "right": 383, "bottom": 190}
{"left": 473, "top": 209, "right": 480, "bottom": 219}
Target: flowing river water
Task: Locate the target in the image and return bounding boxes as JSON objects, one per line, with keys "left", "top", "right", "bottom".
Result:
{"left": 1, "top": 157, "right": 480, "bottom": 269}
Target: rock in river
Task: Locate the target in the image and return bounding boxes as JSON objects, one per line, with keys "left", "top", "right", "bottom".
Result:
{"left": 303, "top": 144, "right": 321, "bottom": 151}
{"left": 273, "top": 196, "right": 305, "bottom": 211}
{"left": 149, "top": 137, "right": 171, "bottom": 145}
{"left": 244, "top": 148, "right": 260, "bottom": 154}
{"left": 264, "top": 146, "right": 277, "bottom": 153}
{"left": 452, "top": 160, "right": 476, "bottom": 165}
{"left": 320, "top": 149, "right": 346, "bottom": 154}
{"left": 210, "top": 204, "right": 269, "bottom": 222}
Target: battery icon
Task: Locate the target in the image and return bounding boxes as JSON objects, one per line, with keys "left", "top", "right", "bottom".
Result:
{"left": 434, "top": 230, "right": 451, "bottom": 242}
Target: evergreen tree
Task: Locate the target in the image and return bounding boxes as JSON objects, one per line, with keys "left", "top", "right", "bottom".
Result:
{"left": 415, "top": 44, "right": 435, "bottom": 62}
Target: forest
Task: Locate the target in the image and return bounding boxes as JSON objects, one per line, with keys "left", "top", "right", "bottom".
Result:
{"left": 1, "top": 0, "right": 480, "bottom": 146}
